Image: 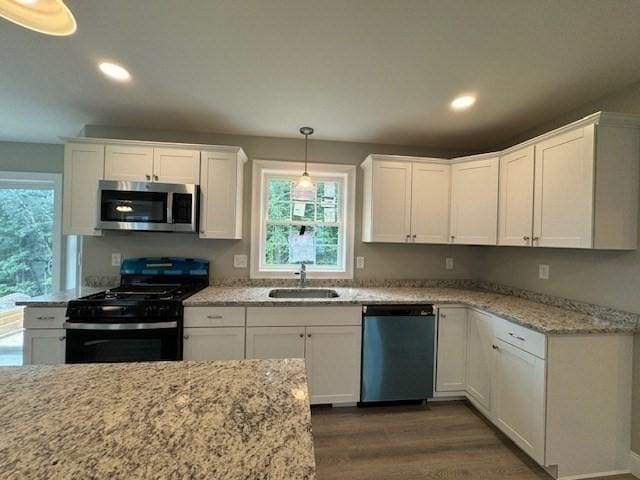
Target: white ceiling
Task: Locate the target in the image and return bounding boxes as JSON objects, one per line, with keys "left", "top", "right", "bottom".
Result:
{"left": 2, "top": 0, "right": 640, "bottom": 149}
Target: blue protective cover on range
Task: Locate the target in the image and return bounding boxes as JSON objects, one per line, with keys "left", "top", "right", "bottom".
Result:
{"left": 120, "top": 257, "right": 209, "bottom": 276}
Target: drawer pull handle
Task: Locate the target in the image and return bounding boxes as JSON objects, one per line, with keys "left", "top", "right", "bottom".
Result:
{"left": 307, "top": 334, "right": 312, "bottom": 338}
{"left": 440, "top": 314, "right": 447, "bottom": 319}
{"left": 59, "top": 336, "right": 66, "bottom": 341}
{"left": 508, "top": 332, "right": 526, "bottom": 341}
{"left": 492, "top": 344, "right": 499, "bottom": 351}
{"left": 299, "top": 333, "right": 304, "bottom": 338}
{"left": 206, "top": 315, "right": 223, "bottom": 319}
{"left": 37, "top": 316, "right": 55, "bottom": 320}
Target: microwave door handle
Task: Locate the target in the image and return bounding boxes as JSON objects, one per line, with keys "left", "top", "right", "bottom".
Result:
{"left": 167, "top": 192, "right": 174, "bottom": 224}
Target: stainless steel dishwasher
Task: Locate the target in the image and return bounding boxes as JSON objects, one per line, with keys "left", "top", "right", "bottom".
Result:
{"left": 360, "top": 304, "right": 435, "bottom": 403}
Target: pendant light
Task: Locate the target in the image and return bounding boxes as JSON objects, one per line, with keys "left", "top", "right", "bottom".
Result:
{"left": 298, "top": 126, "right": 314, "bottom": 190}
{"left": 0, "top": 0, "right": 77, "bottom": 36}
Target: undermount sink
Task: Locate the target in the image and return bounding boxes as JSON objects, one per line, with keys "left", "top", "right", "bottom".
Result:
{"left": 268, "top": 288, "right": 339, "bottom": 299}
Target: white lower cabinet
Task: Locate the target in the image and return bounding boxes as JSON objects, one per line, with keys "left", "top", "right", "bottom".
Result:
{"left": 245, "top": 306, "right": 362, "bottom": 405}
{"left": 465, "top": 309, "right": 493, "bottom": 411}
{"left": 492, "top": 339, "right": 546, "bottom": 465}
{"left": 305, "top": 326, "right": 361, "bottom": 405}
{"left": 246, "top": 327, "right": 305, "bottom": 359}
{"left": 23, "top": 329, "right": 66, "bottom": 365}
{"left": 435, "top": 306, "right": 632, "bottom": 479}
{"left": 436, "top": 307, "right": 467, "bottom": 392}
{"left": 182, "top": 327, "right": 245, "bottom": 361}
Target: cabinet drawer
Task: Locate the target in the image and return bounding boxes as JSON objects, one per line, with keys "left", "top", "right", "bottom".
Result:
{"left": 247, "top": 306, "right": 362, "bottom": 327}
{"left": 23, "top": 307, "right": 67, "bottom": 329}
{"left": 184, "top": 307, "right": 245, "bottom": 327}
{"left": 493, "top": 316, "right": 546, "bottom": 359}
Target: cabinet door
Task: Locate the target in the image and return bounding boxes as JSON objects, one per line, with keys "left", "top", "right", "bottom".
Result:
{"left": 493, "top": 339, "right": 546, "bottom": 465}
{"left": 465, "top": 309, "right": 493, "bottom": 411}
{"left": 305, "top": 326, "right": 361, "bottom": 405}
{"left": 183, "top": 327, "right": 245, "bottom": 361}
{"left": 436, "top": 308, "right": 467, "bottom": 392}
{"left": 104, "top": 145, "right": 154, "bottom": 182}
{"left": 499, "top": 146, "right": 535, "bottom": 246}
{"left": 200, "top": 151, "right": 243, "bottom": 239}
{"left": 23, "top": 329, "right": 66, "bottom": 365}
{"left": 245, "top": 327, "right": 305, "bottom": 359}
{"left": 411, "top": 163, "right": 451, "bottom": 243}
{"left": 370, "top": 160, "right": 412, "bottom": 243}
{"left": 533, "top": 125, "right": 595, "bottom": 248}
{"left": 63, "top": 143, "right": 104, "bottom": 236}
{"left": 153, "top": 148, "right": 200, "bottom": 184}
{"left": 450, "top": 157, "right": 499, "bottom": 245}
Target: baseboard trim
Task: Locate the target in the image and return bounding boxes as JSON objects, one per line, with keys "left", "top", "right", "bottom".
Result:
{"left": 558, "top": 470, "right": 630, "bottom": 480}
{"left": 630, "top": 451, "right": 640, "bottom": 479}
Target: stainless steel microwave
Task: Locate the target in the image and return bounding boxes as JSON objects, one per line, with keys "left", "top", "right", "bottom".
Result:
{"left": 97, "top": 180, "right": 198, "bottom": 232}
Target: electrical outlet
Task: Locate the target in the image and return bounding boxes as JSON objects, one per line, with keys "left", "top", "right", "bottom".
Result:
{"left": 356, "top": 256, "right": 365, "bottom": 269}
{"left": 538, "top": 264, "right": 550, "bottom": 280}
{"left": 233, "top": 254, "right": 248, "bottom": 269}
{"left": 111, "top": 253, "right": 121, "bottom": 267}
{"left": 445, "top": 257, "right": 454, "bottom": 270}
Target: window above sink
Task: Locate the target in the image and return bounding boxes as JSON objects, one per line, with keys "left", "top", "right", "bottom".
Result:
{"left": 250, "top": 160, "right": 356, "bottom": 280}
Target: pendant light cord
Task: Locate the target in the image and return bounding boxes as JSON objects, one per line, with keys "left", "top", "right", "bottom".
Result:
{"left": 304, "top": 132, "right": 309, "bottom": 174}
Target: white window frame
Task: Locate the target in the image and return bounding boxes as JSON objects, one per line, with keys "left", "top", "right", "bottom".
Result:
{"left": 250, "top": 159, "right": 356, "bottom": 279}
{"left": 0, "top": 171, "right": 63, "bottom": 293}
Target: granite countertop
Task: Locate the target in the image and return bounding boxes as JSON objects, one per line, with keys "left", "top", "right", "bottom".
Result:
{"left": 0, "top": 359, "right": 315, "bottom": 480}
{"left": 15, "top": 287, "right": 103, "bottom": 307}
{"left": 184, "top": 286, "right": 639, "bottom": 335}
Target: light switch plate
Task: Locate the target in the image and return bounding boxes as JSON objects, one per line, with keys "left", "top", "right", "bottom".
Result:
{"left": 233, "top": 254, "right": 248, "bottom": 269}
{"left": 539, "top": 264, "right": 550, "bottom": 280}
{"left": 356, "top": 256, "right": 365, "bottom": 269}
{"left": 111, "top": 253, "right": 121, "bottom": 267}
{"left": 445, "top": 257, "right": 454, "bottom": 270}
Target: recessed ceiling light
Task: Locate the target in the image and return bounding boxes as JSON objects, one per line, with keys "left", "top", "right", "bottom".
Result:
{"left": 98, "top": 62, "right": 131, "bottom": 82}
{"left": 450, "top": 94, "right": 476, "bottom": 111}
{"left": 0, "top": 0, "right": 76, "bottom": 36}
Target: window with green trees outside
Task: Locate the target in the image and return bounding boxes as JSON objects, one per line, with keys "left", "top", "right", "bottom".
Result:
{"left": 263, "top": 176, "right": 342, "bottom": 270}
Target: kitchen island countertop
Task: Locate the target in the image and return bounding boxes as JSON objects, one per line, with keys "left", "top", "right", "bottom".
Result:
{"left": 0, "top": 359, "right": 315, "bottom": 480}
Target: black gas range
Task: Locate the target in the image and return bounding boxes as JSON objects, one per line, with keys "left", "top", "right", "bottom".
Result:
{"left": 65, "top": 257, "right": 208, "bottom": 364}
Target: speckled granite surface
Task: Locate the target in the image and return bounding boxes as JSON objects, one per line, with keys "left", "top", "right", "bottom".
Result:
{"left": 0, "top": 359, "right": 315, "bottom": 480}
{"left": 15, "top": 287, "right": 103, "bottom": 307}
{"left": 184, "top": 286, "right": 639, "bottom": 335}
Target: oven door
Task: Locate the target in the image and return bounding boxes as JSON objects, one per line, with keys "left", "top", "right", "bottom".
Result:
{"left": 98, "top": 180, "right": 198, "bottom": 232}
{"left": 64, "top": 321, "right": 181, "bottom": 363}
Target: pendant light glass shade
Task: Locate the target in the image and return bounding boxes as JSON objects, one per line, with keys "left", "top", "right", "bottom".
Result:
{"left": 297, "top": 126, "right": 314, "bottom": 190}
{"left": 0, "top": 0, "right": 77, "bottom": 36}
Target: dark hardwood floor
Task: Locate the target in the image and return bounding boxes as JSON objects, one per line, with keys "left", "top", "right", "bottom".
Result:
{"left": 311, "top": 401, "right": 635, "bottom": 480}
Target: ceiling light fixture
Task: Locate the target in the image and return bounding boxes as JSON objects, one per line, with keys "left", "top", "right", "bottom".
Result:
{"left": 298, "top": 126, "right": 314, "bottom": 190}
{"left": 98, "top": 62, "right": 131, "bottom": 82}
{"left": 0, "top": 0, "right": 76, "bottom": 36}
{"left": 450, "top": 94, "right": 476, "bottom": 111}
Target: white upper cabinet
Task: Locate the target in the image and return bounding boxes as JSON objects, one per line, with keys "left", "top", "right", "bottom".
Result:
{"left": 533, "top": 125, "right": 595, "bottom": 248}
{"left": 361, "top": 155, "right": 450, "bottom": 244}
{"left": 105, "top": 145, "right": 154, "bottom": 182}
{"left": 105, "top": 145, "right": 200, "bottom": 184}
{"left": 153, "top": 148, "right": 200, "bottom": 184}
{"left": 450, "top": 156, "right": 499, "bottom": 245}
{"left": 199, "top": 149, "right": 247, "bottom": 239}
{"left": 411, "top": 162, "right": 451, "bottom": 243}
{"left": 498, "top": 146, "right": 535, "bottom": 246}
{"left": 63, "top": 143, "right": 104, "bottom": 236}
{"left": 362, "top": 158, "right": 412, "bottom": 243}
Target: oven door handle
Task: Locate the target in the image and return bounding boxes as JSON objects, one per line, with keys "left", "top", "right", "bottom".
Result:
{"left": 63, "top": 321, "right": 178, "bottom": 331}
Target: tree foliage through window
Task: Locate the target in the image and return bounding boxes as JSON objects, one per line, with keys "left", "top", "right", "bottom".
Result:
{"left": 264, "top": 178, "right": 341, "bottom": 268}
{"left": 0, "top": 189, "right": 54, "bottom": 297}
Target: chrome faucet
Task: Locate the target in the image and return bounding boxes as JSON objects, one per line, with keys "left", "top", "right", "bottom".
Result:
{"left": 295, "top": 263, "right": 307, "bottom": 288}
